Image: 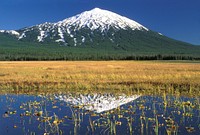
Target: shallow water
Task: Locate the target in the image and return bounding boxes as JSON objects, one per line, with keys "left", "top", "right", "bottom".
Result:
{"left": 0, "top": 93, "right": 199, "bottom": 135}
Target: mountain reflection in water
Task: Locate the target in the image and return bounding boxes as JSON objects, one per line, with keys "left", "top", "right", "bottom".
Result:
{"left": 0, "top": 93, "right": 199, "bottom": 135}
{"left": 55, "top": 94, "right": 141, "bottom": 113}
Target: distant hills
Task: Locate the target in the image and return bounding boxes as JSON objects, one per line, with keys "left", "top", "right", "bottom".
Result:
{"left": 0, "top": 8, "right": 200, "bottom": 60}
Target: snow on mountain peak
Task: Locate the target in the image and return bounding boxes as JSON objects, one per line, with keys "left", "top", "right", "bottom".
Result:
{"left": 58, "top": 8, "right": 148, "bottom": 32}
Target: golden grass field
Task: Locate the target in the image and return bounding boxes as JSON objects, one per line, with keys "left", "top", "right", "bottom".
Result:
{"left": 0, "top": 61, "right": 200, "bottom": 96}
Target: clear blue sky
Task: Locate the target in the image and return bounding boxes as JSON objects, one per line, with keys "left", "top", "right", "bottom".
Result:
{"left": 0, "top": 0, "right": 200, "bottom": 45}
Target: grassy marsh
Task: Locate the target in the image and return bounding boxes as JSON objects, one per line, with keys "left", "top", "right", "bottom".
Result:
{"left": 0, "top": 61, "right": 200, "bottom": 96}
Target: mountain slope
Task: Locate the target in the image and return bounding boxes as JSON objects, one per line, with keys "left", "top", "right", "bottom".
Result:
{"left": 0, "top": 8, "right": 200, "bottom": 60}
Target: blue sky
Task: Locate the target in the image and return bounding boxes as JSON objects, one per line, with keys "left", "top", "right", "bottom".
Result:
{"left": 0, "top": 0, "right": 200, "bottom": 45}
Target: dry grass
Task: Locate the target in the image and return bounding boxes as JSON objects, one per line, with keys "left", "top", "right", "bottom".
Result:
{"left": 0, "top": 61, "right": 200, "bottom": 96}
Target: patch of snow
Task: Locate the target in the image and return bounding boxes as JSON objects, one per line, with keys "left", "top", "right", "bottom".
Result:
{"left": 57, "top": 27, "right": 65, "bottom": 42}
{"left": 0, "top": 30, "right": 20, "bottom": 36}
{"left": 67, "top": 28, "right": 71, "bottom": 34}
{"left": 67, "top": 28, "right": 74, "bottom": 38}
{"left": 18, "top": 33, "right": 26, "bottom": 40}
{"left": 81, "top": 36, "right": 85, "bottom": 43}
{"left": 109, "top": 38, "right": 114, "bottom": 43}
{"left": 74, "top": 38, "right": 77, "bottom": 46}
{"left": 55, "top": 39, "right": 65, "bottom": 42}
{"left": 37, "top": 30, "right": 47, "bottom": 42}
{"left": 10, "top": 30, "right": 20, "bottom": 36}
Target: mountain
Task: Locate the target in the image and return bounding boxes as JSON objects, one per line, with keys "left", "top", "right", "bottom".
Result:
{"left": 1, "top": 8, "right": 149, "bottom": 45}
{"left": 0, "top": 8, "right": 200, "bottom": 60}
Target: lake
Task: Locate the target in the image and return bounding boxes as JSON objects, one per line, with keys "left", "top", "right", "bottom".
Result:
{"left": 0, "top": 93, "right": 199, "bottom": 135}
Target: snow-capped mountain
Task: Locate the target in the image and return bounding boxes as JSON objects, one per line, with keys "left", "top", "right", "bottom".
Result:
{"left": 0, "top": 8, "right": 151, "bottom": 46}
{"left": 1, "top": 7, "right": 198, "bottom": 60}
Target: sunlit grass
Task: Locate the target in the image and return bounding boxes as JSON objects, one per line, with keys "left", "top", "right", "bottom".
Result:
{"left": 0, "top": 61, "right": 199, "bottom": 96}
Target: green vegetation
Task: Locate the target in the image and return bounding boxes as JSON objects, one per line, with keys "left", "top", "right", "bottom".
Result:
{"left": 0, "top": 31, "right": 200, "bottom": 61}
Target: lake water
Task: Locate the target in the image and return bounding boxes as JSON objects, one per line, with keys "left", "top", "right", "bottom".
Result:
{"left": 0, "top": 93, "right": 199, "bottom": 135}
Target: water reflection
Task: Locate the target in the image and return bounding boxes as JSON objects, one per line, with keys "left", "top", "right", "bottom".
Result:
{"left": 55, "top": 94, "right": 140, "bottom": 113}
{"left": 0, "top": 93, "right": 199, "bottom": 135}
